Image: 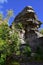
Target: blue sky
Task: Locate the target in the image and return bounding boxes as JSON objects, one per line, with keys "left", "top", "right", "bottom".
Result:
{"left": 0, "top": 0, "right": 43, "bottom": 28}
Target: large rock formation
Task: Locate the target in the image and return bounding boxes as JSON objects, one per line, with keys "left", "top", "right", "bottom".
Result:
{"left": 13, "top": 6, "right": 43, "bottom": 53}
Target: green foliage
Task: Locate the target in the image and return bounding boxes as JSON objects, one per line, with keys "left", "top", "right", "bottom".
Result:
{"left": 35, "top": 46, "right": 43, "bottom": 60}
{"left": 21, "top": 44, "right": 31, "bottom": 57}
{"left": 7, "top": 10, "right": 14, "bottom": 17}
{"left": 11, "top": 61, "right": 20, "bottom": 65}
{"left": 40, "top": 29, "right": 43, "bottom": 34}
{"left": 0, "top": 23, "right": 20, "bottom": 65}
{"left": 0, "top": 14, "right": 20, "bottom": 65}
{"left": 15, "top": 22, "right": 23, "bottom": 29}
{"left": 0, "top": 13, "right": 3, "bottom": 20}
{"left": 0, "top": 22, "right": 10, "bottom": 65}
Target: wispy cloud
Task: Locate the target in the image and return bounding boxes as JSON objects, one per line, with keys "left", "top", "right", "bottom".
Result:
{"left": 0, "top": 10, "right": 3, "bottom": 14}
{"left": 0, "top": 0, "right": 8, "bottom": 4}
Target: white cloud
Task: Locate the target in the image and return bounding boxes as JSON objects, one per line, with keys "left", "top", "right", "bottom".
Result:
{"left": 0, "top": 0, "right": 8, "bottom": 3}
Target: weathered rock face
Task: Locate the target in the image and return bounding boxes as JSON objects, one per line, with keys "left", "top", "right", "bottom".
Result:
{"left": 13, "top": 6, "right": 43, "bottom": 53}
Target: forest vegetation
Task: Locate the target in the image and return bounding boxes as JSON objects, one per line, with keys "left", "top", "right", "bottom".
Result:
{"left": 0, "top": 10, "right": 43, "bottom": 65}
